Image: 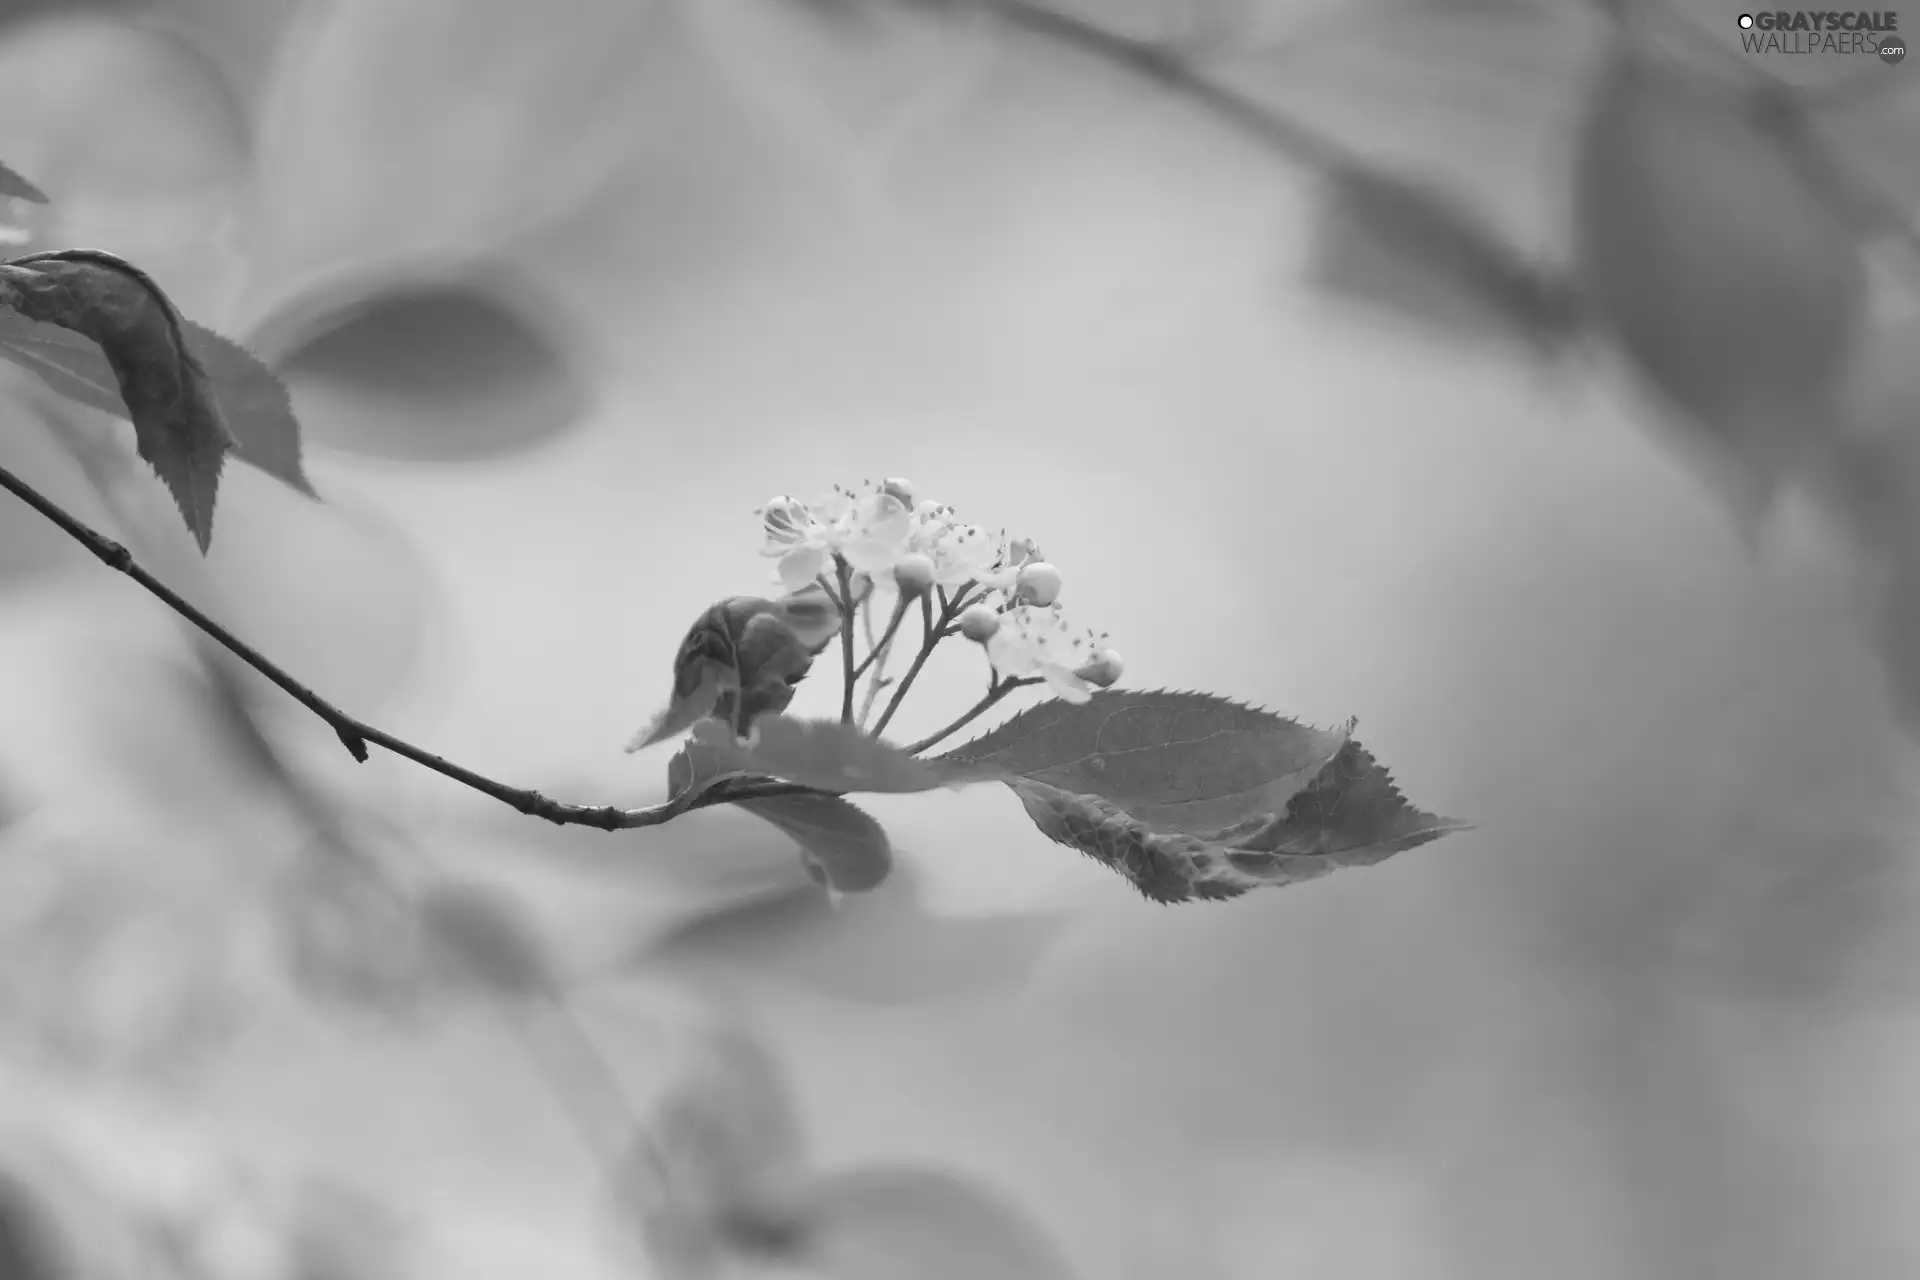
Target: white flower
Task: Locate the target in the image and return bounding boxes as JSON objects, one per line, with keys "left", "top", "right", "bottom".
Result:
{"left": 758, "top": 482, "right": 912, "bottom": 593}
{"left": 984, "top": 604, "right": 1110, "bottom": 703}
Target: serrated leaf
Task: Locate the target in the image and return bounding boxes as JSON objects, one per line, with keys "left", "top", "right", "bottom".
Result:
{"left": 0, "top": 251, "right": 233, "bottom": 548}
{"left": 737, "top": 1164, "right": 1075, "bottom": 1280}
{"left": 0, "top": 306, "right": 312, "bottom": 497}
{"left": 734, "top": 792, "right": 894, "bottom": 893}
{"left": 1574, "top": 41, "right": 1865, "bottom": 520}
{"left": 0, "top": 161, "right": 47, "bottom": 204}
{"left": 416, "top": 880, "right": 553, "bottom": 996}
{"left": 693, "top": 716, "right": 980, "bottom": 794}
{"left": 937, "top": 689, "right": 1349, "bottom": 838}
{"left": 938, "top": 690, "right": 1469, "bottom": 903}
{"left": 1309, "top": 164, "right": 1577, "bottom": 352}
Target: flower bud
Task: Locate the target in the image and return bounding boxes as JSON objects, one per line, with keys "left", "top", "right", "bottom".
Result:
{"left": 881, "top": 477, "right": 914, "bottom": 508}
{"left": 1014, "top": 561, "right": 1062, "bottom": 607}
{"left": 891, "top": 552, "right": 935, "bottom": 597}
{"left": 1076, "top": 647, "right": 1124, "bottom": 688}
{"left": 957, "top": 603, "right": 1001, "bottom": 643}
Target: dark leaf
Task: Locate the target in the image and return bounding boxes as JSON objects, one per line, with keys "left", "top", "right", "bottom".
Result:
{"left": 629, "top": 590, "right": 842, "bottom": 752}
{"left": 0, "top": 1175, "right": 63, "bottom": 1280}
{"left": 0, "top": 250, "right": 233, "bottom": 547}
{"left": 737, "top": 1164, "right": 1075, "bottom": 1280}
{"left": 734, "top": 792, "right": 894, "bottom": 893}
{"left": 0, "top": 161, "right": 47, "bottom": 204}
{"left": 1574, "top": 42, "right": 1866, "bottom": 520}
{"left": 0, "top": 307, "right": 312, "bottom": 497}
{"left": 938, "top": 690, "right": 1469, "bottom": 903}
{"left": 416, "top": 880, "right": 553, "bottom": 996}
{"left": 254, "top": 275, "right": 591, "bottom": 464}
{"left": 693, "top": 716, "right": 981, "bottom": 795}
{"left": 1309, "top": 164, "right": 1578, "bottom": 352}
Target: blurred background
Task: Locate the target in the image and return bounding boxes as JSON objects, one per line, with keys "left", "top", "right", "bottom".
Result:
{"left": 2, "top": 0, "right": 1920, "bottom": 1275}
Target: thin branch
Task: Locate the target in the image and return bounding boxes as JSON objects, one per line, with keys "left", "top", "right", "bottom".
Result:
{"left": 852, "top": 591, "right": 912, "bottom": 680}
{"left": 0, "top": 460, "right": 821, "bottom": 829}
{"left": 905, "top": 675, "right": 1041, "bottom": 756}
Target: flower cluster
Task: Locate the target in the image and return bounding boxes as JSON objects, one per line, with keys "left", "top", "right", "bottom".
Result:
{"left": 755, "top": 478, "right": 1123, "bottom": 704}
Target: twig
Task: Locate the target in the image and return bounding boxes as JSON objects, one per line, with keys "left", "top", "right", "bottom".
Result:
{"left": 0, "top": 460, "right": 821, "bottom": 829}
{"left": 904, "top": 675, "right": 1040, "bottom": 756}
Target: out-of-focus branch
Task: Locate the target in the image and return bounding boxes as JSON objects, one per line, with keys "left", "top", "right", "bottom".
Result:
{"left": 0, "top": 459, "right": 819, "bottom": 829}
{"left": 963, "top": 0, "right": 1358, "bottom": 173}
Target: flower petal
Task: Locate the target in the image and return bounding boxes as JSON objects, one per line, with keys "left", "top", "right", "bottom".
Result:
{"left": 1041, "top": 665, "right": 1094, "bottom": 702}
{"left": 778, "top": 545, "right": 829, "bottom": 593}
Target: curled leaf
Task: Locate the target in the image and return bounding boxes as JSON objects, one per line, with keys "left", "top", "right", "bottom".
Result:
{"left": 938, "top": 690, "right": 1469, "bottom": 903}
{"left": 0, "top": 250, "right": 233, "bottom": 547}
{"left": 0, "top": 161, "right": 47, "bottom": 204}
{"left": 628, "top": 591, "right": 841, "bottom": 752}
{"left": 1574, "top": 41, "right": 1865, "bottom": 520}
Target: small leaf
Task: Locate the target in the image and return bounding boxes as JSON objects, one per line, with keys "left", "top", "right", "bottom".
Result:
{"left": 1309, "top": 164, "right": 1577, "bottom": 352}
{"left": 0, "top": 250, "right": 235, "bottom": 547}
{"left": 1574, "top": 41, "right": 1866, "bottom": 519}
{"left": 692, "top": 716, "right": 976, "bottom": 794}
{"left": 0, "top": 161, "right": 47, "bottom": 204}
{"left": 416, "top": 880, "right": 553, "bottom": 996}
{"left": 734, "top": 1164, "right": 1075, "bottom": 1280}
{"left": 734, "top": 792, "right": 894, "bottom": 893}
{"left": 0, "top": 308, "right": 313, "bottom": 496}
{"left": 938, "top": 690, "right": 1469, "bottom": 903}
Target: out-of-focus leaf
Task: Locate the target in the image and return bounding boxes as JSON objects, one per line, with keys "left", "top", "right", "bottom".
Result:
{"left": 637, "top": 861, "right": 1068, "bottom": 1005}
{"left": 1308, "top": 164, "right": 1578, "bottom": 351}
{"left": 736, "top": 1163, "right": 1076, "bottom": 1280}
{"left": 734, "top": 792, "right": 894, "bottom": 893}
{"left": 693, "top": 716, "right": 972, "bottom": 794}
{"left": 0, "top": 161, "right": 46, "bottom": 204}
{"left": 253, "top": 274, "right": 592, "bottom": 464}
{"left": 0, "top": 311, "right": 312, "bottom": 495}
{"left": 0, "top": 1174, "right": 63, "bottom": 1280}
{"left": 0, "top": 250, "right": 233, "bottom": 547}
{"left": 621, "top": 1016, "right": 807, "bottom": 1278}
{"left": 276, "top": 856, "right": 431, "bottom": 1025}
{"left": 1574, "top": 39, "right": 1866, "bottom": 521}
{"left": 416, "top": 880, "right": 554, "bottom": 997}
{"left": 936, "top": 690, "right": 1468, "bottom": 903}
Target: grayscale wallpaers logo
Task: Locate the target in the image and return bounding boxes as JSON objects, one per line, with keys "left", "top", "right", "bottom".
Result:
{"left": 1737, "top": 10, "right": 1906, "bottom": 60}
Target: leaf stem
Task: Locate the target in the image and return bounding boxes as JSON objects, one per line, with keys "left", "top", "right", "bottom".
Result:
{"left": 905, "top": 675, "right": 1042, "bottom": 756}
{"left": 835, "top": 557, "right": 859, "bottom": 724}
{"left": 852, "top": 591, "right": 911, "bottom": 681}
{"left": 0, "top": 459, "right": 823, "bottom": 829}
{"left": 870, "top": 590, "right": 952, "bottom": 738}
